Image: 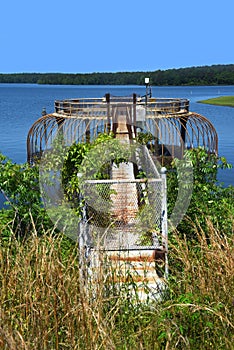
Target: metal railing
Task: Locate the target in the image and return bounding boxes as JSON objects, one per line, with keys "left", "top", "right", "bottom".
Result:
{"left": 54, "top": 96, "right": 189, "bottom": 116}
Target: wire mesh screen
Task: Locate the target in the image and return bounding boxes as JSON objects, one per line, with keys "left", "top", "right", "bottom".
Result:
{"left": 135, "top": 145, "right": 160, "bottom": 178}
{"left": 79, "top": 178, "right": 163, "bottom": 250}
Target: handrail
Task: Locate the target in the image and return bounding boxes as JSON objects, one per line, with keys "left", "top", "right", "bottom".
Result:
{"left": 84, "top": 178, "right": 162, "bottom": 184}
{"left": 54, "top": 97, "right": 190, "bottom": 116}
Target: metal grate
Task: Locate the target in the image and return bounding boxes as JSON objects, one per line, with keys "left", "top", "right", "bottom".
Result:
{"left": 79, "top": 178, "right": 164, "bottom": 251}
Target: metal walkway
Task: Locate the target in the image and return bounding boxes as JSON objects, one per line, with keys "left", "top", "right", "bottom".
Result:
{"left": 81, "top": 107, "right": 168, "bottom": 301}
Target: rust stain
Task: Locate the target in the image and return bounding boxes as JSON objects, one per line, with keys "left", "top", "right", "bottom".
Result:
{"left": 111, "top": 275, "right": 157, "bottom": 283}
{"left": 109, "top": 254, "right": 155, "bottom": 262}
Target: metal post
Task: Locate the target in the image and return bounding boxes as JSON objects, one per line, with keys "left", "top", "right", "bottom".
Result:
{"left": 85, "top": 119, "right": 90, "bottom": 143}
{"left": 133, "top": 93, "right": 137, "bottom": 137}
{"left": 105, "top": 93, "right": 111, "bottom": 133}
{"left": 145, "top": 77, "right": 150, "bottom": 106}
{"left": 77, "top": 173, "right": 89, "bottom": 283}
{"left": 160, "top": 167, "right": 168, "bottom": 279}
{"left": 180, "top": 116, "right": 188, "bottom": 150}
{"left": 41, "top": 107, "right": 47, "bottom": 116}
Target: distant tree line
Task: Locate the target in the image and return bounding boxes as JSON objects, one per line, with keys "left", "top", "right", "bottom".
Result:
{"left": 1, "top": 64, "right": 234, "bottom": 85}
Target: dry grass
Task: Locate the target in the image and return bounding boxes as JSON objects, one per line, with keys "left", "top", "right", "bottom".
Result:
{"left": 0, "top": 216, "right": 233, "bottom": 349}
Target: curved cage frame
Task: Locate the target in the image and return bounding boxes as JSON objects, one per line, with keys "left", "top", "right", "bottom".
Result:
{"left": 27, "top": 95, "right": 218, "bottom": 164}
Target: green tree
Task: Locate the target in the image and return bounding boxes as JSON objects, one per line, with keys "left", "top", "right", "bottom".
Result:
{"left": 0, "top": 153, "right": 52, "bottom": 237}
{"left": 168, "top": 148, "right": 234, "bottom": 239}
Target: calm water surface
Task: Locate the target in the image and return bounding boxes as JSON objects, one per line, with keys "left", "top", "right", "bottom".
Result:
{"left": 0, "top": 84, "right": 233, "bottom": 206}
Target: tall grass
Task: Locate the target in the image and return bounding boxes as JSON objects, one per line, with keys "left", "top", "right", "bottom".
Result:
{"left": 0, "top": 216, "right": 233, "bottom": 349}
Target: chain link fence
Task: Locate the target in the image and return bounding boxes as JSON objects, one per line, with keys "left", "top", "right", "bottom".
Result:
{"left": 79, "top": 177, "right": 166, "bottom": 251}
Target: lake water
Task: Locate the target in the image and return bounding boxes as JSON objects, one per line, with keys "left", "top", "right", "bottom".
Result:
{"left": 0, "top": 84, "right": 233, "bottom": 207}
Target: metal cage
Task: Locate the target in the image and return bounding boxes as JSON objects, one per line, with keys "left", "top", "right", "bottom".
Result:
{"left": 27, "top": 94, "right": 218, "bottom": 165}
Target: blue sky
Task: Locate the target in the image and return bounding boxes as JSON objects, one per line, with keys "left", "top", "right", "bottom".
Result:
{"left": 1, "top": 0, "right": 233, "bottom": 73}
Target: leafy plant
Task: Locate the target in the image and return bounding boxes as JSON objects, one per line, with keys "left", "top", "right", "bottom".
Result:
{"left": 0, "top": 153, "right": 52, "bottom": 237}
{"left": 135, "top": 131, "right": 154, "bottom": 145}
{"left": 167, "top": 147, "right": 234, "bottom": 239}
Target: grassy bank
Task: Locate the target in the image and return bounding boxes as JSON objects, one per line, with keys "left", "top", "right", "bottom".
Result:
{"left": 0, "top": 148, "right": 233, "bottom": 349}
{"left": 198, "top": 95, "right": 234, "bottom": 107}
{"left": 0, "top": 218, "right": 234, "bottom": 349}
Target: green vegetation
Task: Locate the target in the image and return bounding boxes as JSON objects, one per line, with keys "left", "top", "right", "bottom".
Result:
{"left": 0, "top": 153, "right": 51, "bottom": 237}
{"left": 0, "top": 145, "right": 234, "bottom": 349}
{"left": 167, "top": 148, "right": 233, "bottom": 239}
{"left": 199, "top": 95, "right": 234, "bottom": 107}
{"left": 1, "top": 64, "right": 234, "bottom": 85}
{"left": 0, "top": 218, "right": 233, "bottom": 349}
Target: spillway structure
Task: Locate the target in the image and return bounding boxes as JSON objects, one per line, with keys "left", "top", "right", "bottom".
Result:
{"left": 27, "top": 93, "right": 218, "bottom": 301}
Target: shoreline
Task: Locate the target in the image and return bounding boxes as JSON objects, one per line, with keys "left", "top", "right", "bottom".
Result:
{"left": 198, "top": 95, "right": 234, "bottom": 107}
